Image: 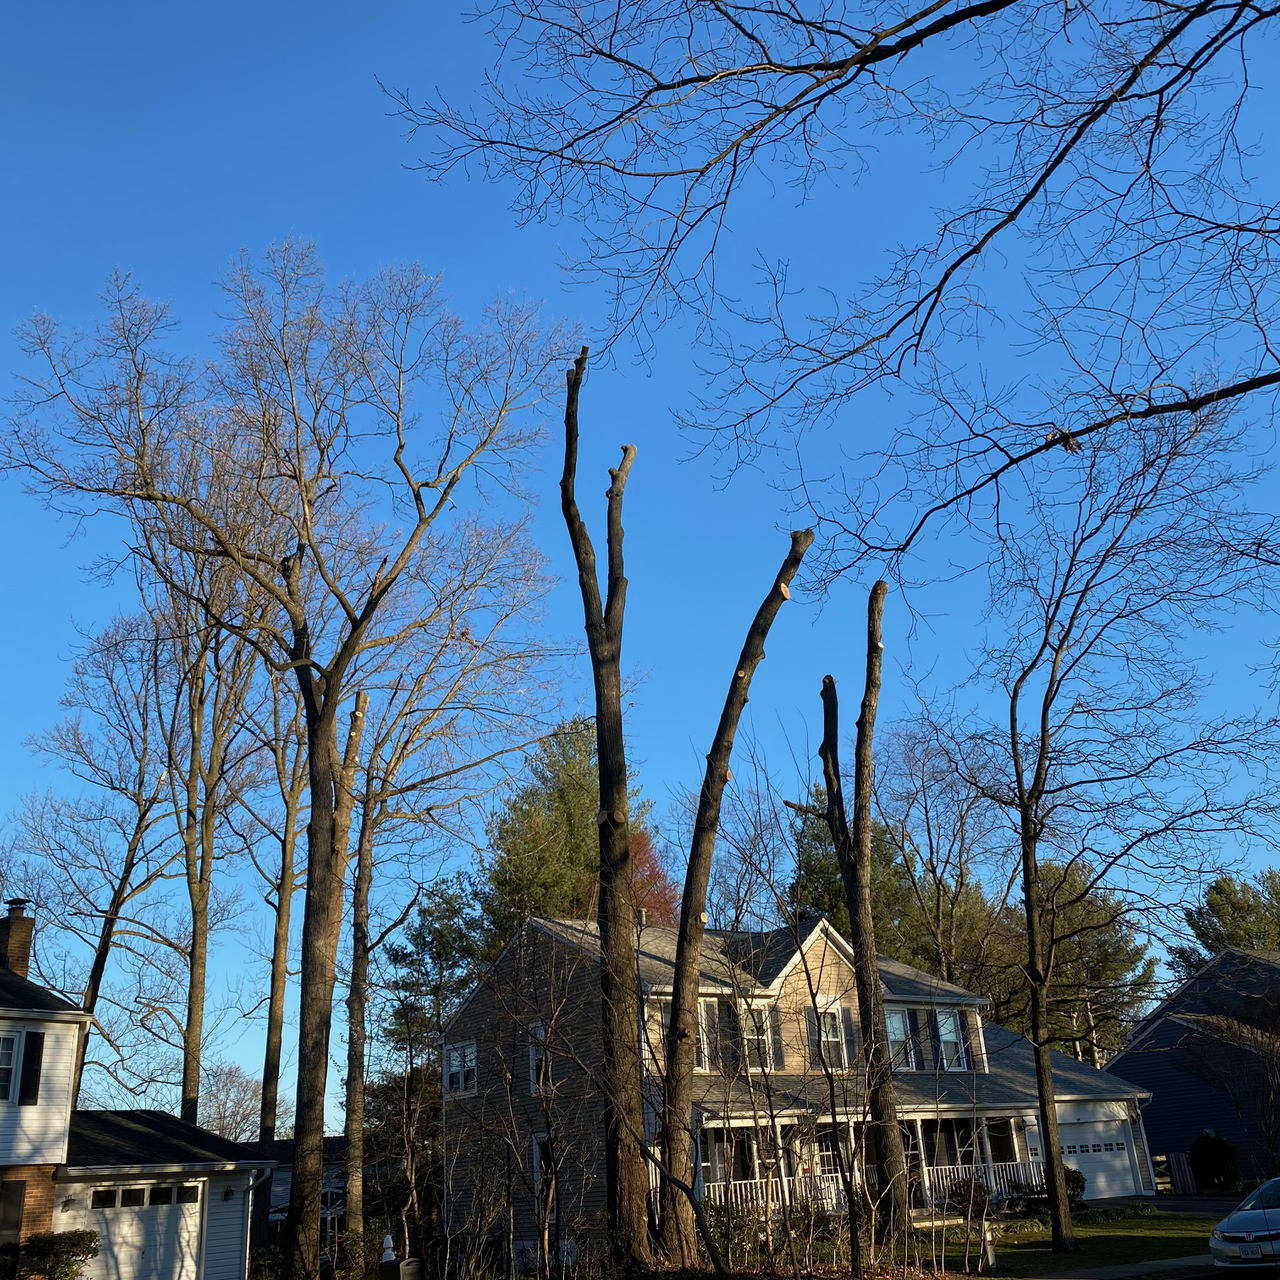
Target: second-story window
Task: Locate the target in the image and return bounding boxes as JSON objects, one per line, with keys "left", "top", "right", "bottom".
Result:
{"left": 445, "top": 1041, "right": 477, "bottom": 1095}
{"left": 0, "top": 1035, "right": 15, "bottom": 1100}
{"left": 885, "top": 1009, "right": 918, "bottom": 1071}
{"left": 936, "top": 1011, "right": 968, "bottom": 1070}
{"left": 819, "top": 1011, "right": 846, "bottom": 1069}
{"left": 529, "top": 1024, "right": 553, "bottom": 1095}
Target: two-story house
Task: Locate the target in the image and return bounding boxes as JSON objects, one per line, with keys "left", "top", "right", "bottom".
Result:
{"left": 0, "top": 900, "right": 264, "bottom": 1280}
{"left": 441, "top": 916, "right": 1156, "bottom": 1267}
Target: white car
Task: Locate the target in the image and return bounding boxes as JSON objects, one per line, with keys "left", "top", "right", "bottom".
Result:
{"left": 1212, "top": 1179, "right": 1280, "bottom": 1267}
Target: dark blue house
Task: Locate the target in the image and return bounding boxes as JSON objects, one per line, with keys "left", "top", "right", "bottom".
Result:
{"left": 1105, "top": 949, "right": 1280, "bottom": 1182}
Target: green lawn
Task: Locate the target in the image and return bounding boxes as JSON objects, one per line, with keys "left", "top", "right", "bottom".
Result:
{"left": 892, "top": 1211, "right": 1220, "bottom": 1276}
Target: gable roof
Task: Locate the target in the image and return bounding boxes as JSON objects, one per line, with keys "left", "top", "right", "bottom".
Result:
{"left": 65, "top": 1109, "right": 265, "bottom": 1173}
{"left": 1108, "top": 947, "right": 1280, "bottom": 1069}
{"left": 0, "top": 967, "right": 86, "bottom": 1017}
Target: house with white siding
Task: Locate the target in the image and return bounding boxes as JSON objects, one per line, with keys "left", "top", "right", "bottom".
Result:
{"left": 0, "top": 900, "right": 264, "bottom": 1280}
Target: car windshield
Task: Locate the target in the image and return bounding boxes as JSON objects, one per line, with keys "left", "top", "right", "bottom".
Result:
{"left": 1239, "top": 1181, "right": 1280, "bottom": 1211}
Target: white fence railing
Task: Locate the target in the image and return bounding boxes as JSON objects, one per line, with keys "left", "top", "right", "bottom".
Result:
{"left": 704, "top": 1158, "right": 1044, "bottom": 1216}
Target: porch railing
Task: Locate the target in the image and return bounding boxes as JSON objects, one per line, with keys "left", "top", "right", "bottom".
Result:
{"left": 919, "top": 1159, "right": 1045, "bottom": 1206}
{"left": 704, "top": 1159, "right": 1043, "bottom": 1216}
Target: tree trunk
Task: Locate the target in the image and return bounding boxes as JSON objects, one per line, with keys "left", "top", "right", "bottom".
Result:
{"left": 251, "top": 826, "right": 298, "bottom": 1251}
{"left": 285, "top": 692, "right": 367, "bottom": 1280}
{"left": 658, "top": 528, "right": 813, "bottom": 1265}
{"left": 344, "top": 801, "right": 376, "bottom": 1241}
{"left": 182, "top": 879, "right": 210, "bottom": 1124}
{"left": 819, "top": 582, "right": 911, "bottom": 1238}
{"left": 559, "top": 349, "right": 651, "bottom": 1269}
{"left": 1020, "top": 834, "right": 1076, "bottom": 1251}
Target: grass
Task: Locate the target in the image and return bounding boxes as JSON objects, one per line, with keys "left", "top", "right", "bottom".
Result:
{"left": 897, "top": 1210, "right": 1221, "bottom": 1276}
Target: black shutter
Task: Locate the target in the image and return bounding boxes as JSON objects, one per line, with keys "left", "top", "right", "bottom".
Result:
{"left": 703, "top": 1000, "right": 719, "bottom": 1070}
{"left": 805, "top": 1007, "right": 821, "bottom": 1068}
{"left": 717, "top": 1000, "right": 740, "bottom": 1074}
{"left": 841, "top": 1006, "right": 861, "bottom": 1070}
{"left": 769, "top": 1006, "right": 786, "bottom": 1071}
{"left": 962, "top": 1010, "right": 982, "bottom": 1071}
{"left": 906, "top": 1010, "right": 925, "bottom": 1071}
{"left": 17, "top": 1033, "right": 43, "bottom": 1106}
{"left": 926, "top": 1012, "right": 943, "bottom": 1072}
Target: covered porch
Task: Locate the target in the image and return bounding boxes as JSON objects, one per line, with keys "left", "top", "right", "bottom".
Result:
{"left": 699, "top": 1115, "right": 1045, "bottom": 1215}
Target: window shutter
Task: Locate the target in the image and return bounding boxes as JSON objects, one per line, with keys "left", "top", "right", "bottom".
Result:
{"left": 17, "top": 1033, "right": 43, "bottom": 1106}
{"left": 906, "top": 1010, "right": 925, "bottom": 1071}
{"left": 769, "top": 1006, "right": 786, "bottom": 1071}
{"left": 926, "top": 1012, "right": 943, "bottom": 1071}
{"left": 841, "top": 1006, "right": 860, "bottom": 1070}
{"left": 702, "top": 1000, "right": 719, "bottom": 1070}
{"left": 963, "top": 1010, "right": 983, "bottom": 1071}
{"left": 805, "top": 1007, "right": 821, "bottom": 1067}
{"left": 717, "top": 1000, "right": 740, "bottom": 1073}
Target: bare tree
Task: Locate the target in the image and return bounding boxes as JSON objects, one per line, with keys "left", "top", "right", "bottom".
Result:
{"left": 658, "top": 527, "right": 812, "bottom": 1263}
{"left": 7, "top": 244, "right": 563, "bottom": 1280}
{"left": 14, "top": 616, "right": 176, "bottom": 1101}
{"left": 958, "top": 415, "right": 1276, "bottom": 1250}
{"left": 200, "top": 1061, "right": 264, "bottom": 1142}
{"left": 813, "top": 590, "right": 911, "bottom": 1237}
{"left": 558, "top": 347, "right": 650, "bottom": 1267}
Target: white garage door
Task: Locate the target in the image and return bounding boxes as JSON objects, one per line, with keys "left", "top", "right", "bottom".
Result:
{"left": 1059, "top": 1122, "right": 1136, "bottom": 1199}
{"left": 76, "top": 1184, "right": 202, "bottom": 1280}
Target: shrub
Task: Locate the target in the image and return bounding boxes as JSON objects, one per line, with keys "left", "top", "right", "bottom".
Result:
{"left": 1190, "top": 1135, "right": 1241, "bottom": 1193}
{"left": 700, "top": 1200, "right": 760, "bottom": 1267}
{"left": 1129, "top": 1200, "right": 1159, "bottom": 1217}
{"left": 20, "top": 1232, "right": 99, "bottom": 1280}
{"left": 946, "top": 1176, "right": 991, "bottom": 1221}
{"left": 1064, "top": 1165, "right": 1088, "bottom": 1205}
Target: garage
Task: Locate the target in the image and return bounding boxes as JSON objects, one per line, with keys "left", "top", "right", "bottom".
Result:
{"left": 73, "top": 1183, "right": 202, "bottom": 1280}
{"left": 1058, "top": 1121, "right": 1139, "bottom": 1198}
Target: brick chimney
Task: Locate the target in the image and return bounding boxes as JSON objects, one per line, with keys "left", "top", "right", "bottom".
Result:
{"left": 0, "top": 900, "right": 33, "bottom": 979}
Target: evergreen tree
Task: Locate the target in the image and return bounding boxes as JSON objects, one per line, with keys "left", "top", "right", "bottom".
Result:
{"left": 475, "top": 716, "right": 678, "bottom": 957}
{"left": 1170, "top": 870, "right": 1280, "bottom": 978}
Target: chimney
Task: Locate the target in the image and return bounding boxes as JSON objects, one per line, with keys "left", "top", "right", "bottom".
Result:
{"left": 637, "top": 908, "right": 648, "bottom": 929}
{"left": 0, "top": 901, "right": 33, "bottom": 979}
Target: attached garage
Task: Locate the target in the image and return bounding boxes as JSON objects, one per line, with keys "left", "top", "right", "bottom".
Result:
{"left": 1058, "top": 1120, "right": 1140, "bottom": 1198}
{"left": 68, "top": 1182, "right": 202, "bottom": 1280}
{"left": 56, "top": 1110, "right": 266, "bottom": 1280}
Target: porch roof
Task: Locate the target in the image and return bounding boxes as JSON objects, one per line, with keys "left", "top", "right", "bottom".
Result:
{"left": 688, "top": 1023, "right": 1149, "bottom": 1121}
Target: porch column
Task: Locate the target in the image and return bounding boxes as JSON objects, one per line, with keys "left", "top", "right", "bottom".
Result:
{"left": 914, "top": 1118, "right": 929, "bottom": 1209}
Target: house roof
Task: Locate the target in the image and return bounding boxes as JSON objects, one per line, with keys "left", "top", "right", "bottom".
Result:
{"left": 1108, "top": 947, "right": 1280, "bottom": 1069}
{"left": 65, "top": 1109, "right": 265, "bottom": 1173}
{"left": 690, "top": 1023, "right": 1149, "bottom": 1119}
{"left": 530, "top": 917, "right": 986, "bottom": 1006}
{"left": 0, "top": 967, "right": 85, "bottom": 1016}
{"left": 267, "top": 1136, "right": 348, "bottom": 1168}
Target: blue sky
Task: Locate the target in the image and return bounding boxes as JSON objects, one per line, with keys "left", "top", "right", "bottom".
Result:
{"left": 3, "top": 2, "right": 1277, "bottom": 1112}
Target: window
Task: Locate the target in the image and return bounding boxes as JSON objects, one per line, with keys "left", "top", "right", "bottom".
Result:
{"left": 817, "top": 1132, "right": 840, "bottom": 1176}
{"left": 529, "top": 1024, "right": 552, "bottom": 1095}
{"left": 0, "top": 1036, "right": 15, "bottom": 1101}
{"left": 1104, "top": 1143, "right": 1114, "bottom": 1152}
{"left": 1117, "top": 1141, "right": 1127, "bottom": 1152}
{"left": 885, "top": 1009, "right": 917, "bottom": 1070}
{"left": 695, "top": 1001, "right": 710, "bottom": 1071}
{"left": 818, "top": 1011, "right": 846, "bottom": 1069}
{"left": 532, "top": 1134, "right": 556, "bottom": 1222}
{"left": 91, "top": 1190, "right": 117, "bottom": 1209}
{"left": 176, "top": 1185, "right": 199, "bottom": 1205}
{"left": 935, "top": 1011, "right": 968, "bottom": 1071}
{"left": 1065, "top": 1145, "right": 1077, "bottom": 1154}
{"left": 1092, "top": 1143, "right": 1102, "bottom": 1152}
{"left": 445, "top": 1042, "right": 477, "bottom": 1095}
{"left": 742, "top": 1007, "right": 772, "bottom": 1071}
{"left": 120, "top": 1188, "right": 145, "bottom": 1207}
{"left": 150, "top": 1187, "right": 172, "bottom": 1206}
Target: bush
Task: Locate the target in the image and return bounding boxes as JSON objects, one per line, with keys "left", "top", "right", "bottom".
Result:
{"left": 19, "top": 1232, "right": 99, "bottom": 1280}
{"left": 1064, "top": 1165, "right": 1088, "bottom": 1205}
{"left": 946, "top": 1176, "right": 991, "bottom": 1221}
{"left": 700, "top": 1200, "right": 761, "bottom": 1267}
{"left": 1190, "top": 1135, "right": 1241, "bottom": 1193}
{"left": 1129, "top": 1200, "right": 1159, "bottom": 1216}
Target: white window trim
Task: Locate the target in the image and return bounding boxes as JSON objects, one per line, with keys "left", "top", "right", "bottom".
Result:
{"left": 0, "top": 1028, "right": 24, "bottom": 1105}
{"left": 741, "top": 1002, "right": 775, "bottom": 1073}
{"left": 935, "top": 1010, "right": 969, "bottom": 1072}
{"left": 814, "top": 1003, "right": 847, "bottom": 1072}
{"left": 529, "top": 1022, "right": 550, "bottom": 1095}
{"left": 444, "top": 1040, "right": 477, "bottom": 1097}
{"left": 884, "top": 1008, "right": 919, "bottom": 1072}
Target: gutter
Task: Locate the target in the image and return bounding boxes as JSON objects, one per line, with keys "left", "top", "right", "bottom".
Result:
{"left": 58, "top": 1161, "right": 273, "bottom": 1178}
